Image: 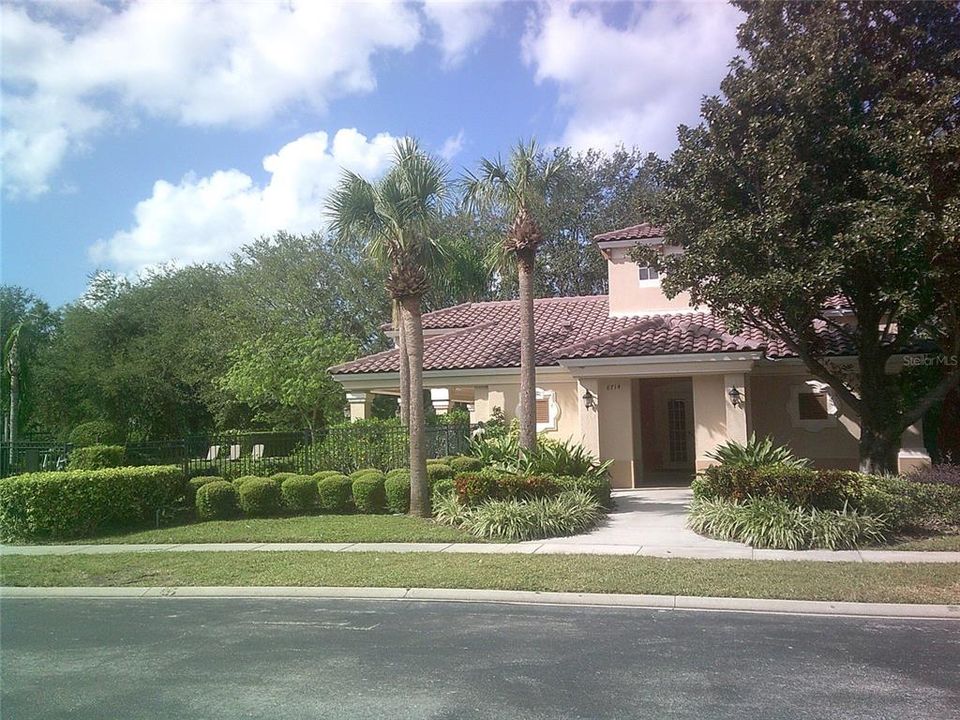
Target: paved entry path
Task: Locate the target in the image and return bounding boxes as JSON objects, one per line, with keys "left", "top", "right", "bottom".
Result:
{"left": 525, "top": 487, "right": 751, "bottom": 555}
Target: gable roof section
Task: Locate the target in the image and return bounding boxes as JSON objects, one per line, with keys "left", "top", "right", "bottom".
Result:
{"left": 593, "top": 223, "right": 665, "bottom": 243}
{"left": 330, "top": 295, "right": 865, "bottom": 375}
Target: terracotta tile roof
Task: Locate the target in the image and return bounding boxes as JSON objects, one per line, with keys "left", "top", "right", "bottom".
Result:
{"left": 330, "top": 295, "right": 864, "bottom": 375}
{"left": 593, "top": 223, "right": 665, "bottom": 243}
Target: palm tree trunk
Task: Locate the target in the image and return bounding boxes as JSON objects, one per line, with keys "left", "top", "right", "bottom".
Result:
{"left": 401, "top": 294, "right": 430, "bottom": 517}
{"left": 397, "top": 304, "right": 411, "bottom": 428}
{"left": 517, "top": 248, "right": 537, "bottom": 452}
{"left": 8, "top": 369, "right": 19, "bottom": 445}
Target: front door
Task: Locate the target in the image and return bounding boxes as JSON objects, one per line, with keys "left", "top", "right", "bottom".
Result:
{"left": 665, "top": 397, "right": 692, "bottom": 469}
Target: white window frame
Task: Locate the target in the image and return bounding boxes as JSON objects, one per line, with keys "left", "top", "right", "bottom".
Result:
{"left": 787, "top": 381, "right": 839, "bottom": 432}
{"left": 637, "top": 265, "right": 660, "bottom": 285}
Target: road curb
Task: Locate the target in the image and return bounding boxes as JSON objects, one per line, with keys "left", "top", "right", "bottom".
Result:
{"left": 2, "top": 585, "right": 957, "bottom": 619}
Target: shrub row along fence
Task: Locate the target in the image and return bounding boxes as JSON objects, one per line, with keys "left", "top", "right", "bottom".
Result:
{"left": 0, "top": 423, "right": 474, "bottom": 479}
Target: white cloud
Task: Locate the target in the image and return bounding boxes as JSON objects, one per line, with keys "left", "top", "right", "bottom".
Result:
{"left": 90, "top": 128, "right": 398, "bottom": 273}
{"left": 422, "top": 0, "right": 501, "bottom": 67}
{"left": 522, "top": 0, "right": 743, "bottom": 155}
{"left": 440, "top": 129, "right": 466, "bottom": 160}
{"left": 1, "top": 1, "right": 420, "bottom": 198}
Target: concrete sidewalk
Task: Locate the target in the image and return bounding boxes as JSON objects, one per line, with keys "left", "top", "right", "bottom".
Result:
{"left": 2, "top": 541, "right": 958, "bottom": 563}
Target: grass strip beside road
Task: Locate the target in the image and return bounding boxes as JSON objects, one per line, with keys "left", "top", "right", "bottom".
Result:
{"left": 887, "top": 535, "right": 960, "bottom": 552}
{"left": 2, "top": 552, "right": 958, "bottom": 605}
{"left": 56, "top": 515, "right": 480, "bottom": 545}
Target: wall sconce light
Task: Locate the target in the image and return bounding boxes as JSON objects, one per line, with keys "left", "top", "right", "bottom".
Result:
{"left": 582, "top": 389, "right": 597, "bottom": 410}
{"left": 728, "top": 387, "right": 744, "bottom": 407}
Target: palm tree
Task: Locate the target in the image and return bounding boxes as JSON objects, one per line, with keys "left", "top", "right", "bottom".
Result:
{"left": 461, "top": 139, "right": 567, "bottom": 451}
{"left": 326, "top": 138, "right": 449, "bottom": 517}
{"left": 3, "top": 323, "right": 22, "bottom": 444}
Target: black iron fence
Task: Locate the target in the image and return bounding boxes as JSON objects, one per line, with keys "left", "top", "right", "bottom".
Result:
{"left": 0, "top": 423, "right": 474, "bottom": 479}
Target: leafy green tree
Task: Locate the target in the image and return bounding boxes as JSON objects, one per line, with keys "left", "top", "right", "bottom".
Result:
{"left": 462, "top": 139, "right": 568, "bottom": 451}
{"left": 642, "top": 0, "right": 960, "bottom": 473}
{"left": 327, "top": 138, "right": 450, "bottom": 517}
{"left": 218, "top": 323, "right": 356, "bottom": 435}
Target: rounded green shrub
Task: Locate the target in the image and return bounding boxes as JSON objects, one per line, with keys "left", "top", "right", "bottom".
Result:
{"left": 426, "top": 463, "right": 454, "bottom": 482}
{"left": 350, "top": 468, "right": 383, "bottom": 481}
{"left": 386, "top": 468, "right": 410, "bottom": 482}
{"left": 67, "top": 444, "right": 126, "bottom": 471}
{"left": 196, "top": 480, "right": 239, "bottom": 521}
{"left": 449, "top": 456, "right": 483, "bottom": 473}
{"left": 384, "top": 475, "right": 411, "bottom": 514}
{"left": 352, "top": 475, "right": 386, "bottom": 514}
{"left": 238, "top": 477, "right": 282, "bottom": 517}
{"left": 281, "top": 475, "right": 319, "bottom": 513}
{"left": 317, "top": 474, "right": 352, "bottom": 513}
{"left": 232, "top": 475, "right": 262, "bottom": 491}
{"left": 68, "top": 420, "right": 122, "bottom": 448}
{"left": 187, "top": 476, "right": 220, "bottom": 505}
{"left": 314, "top": 470, "right": 343, "bottom": 480}
{"left": 270, "top": 472, "right": 299, "bottom": 484}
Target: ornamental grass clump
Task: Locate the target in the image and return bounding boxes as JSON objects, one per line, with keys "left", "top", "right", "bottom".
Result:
{"left": 436, "top": 490, "right": 602, "bottom": 542}
{"left": 688, "top": 497, "right": 887, "bottom": 550}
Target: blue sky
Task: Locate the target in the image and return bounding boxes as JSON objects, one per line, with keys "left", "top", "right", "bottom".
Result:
{"left": 1, "top": 0, "right": 743, "bottom": 307}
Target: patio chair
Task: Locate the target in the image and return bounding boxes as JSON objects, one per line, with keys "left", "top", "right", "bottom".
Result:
{"left": 228, "top": 444, "right": 241, "bottom": 461}
{"left": 202, "top": 445, "right": 220, "bottom": 462}
{"left": 251, "top": 444, "right": 264, "bottom": 461}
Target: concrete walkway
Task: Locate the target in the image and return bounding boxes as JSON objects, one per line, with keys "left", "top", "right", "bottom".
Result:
{"left": 2, "top": 488, "right": 959, "bottom": 563}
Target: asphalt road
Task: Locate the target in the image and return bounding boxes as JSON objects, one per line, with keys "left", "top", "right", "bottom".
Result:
{"left": 1, "top": 598, "right": 958, "bottom": 720}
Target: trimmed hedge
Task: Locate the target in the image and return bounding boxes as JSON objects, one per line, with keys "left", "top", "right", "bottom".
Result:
{"left": 426, "top": 463, "right": 454, "bottom": 482}
{"left": 281, "top": 475, "right": 319, "bottom": 513}
{"left": 384, "top": 475, "right": 411, "bottom": 514}
{"left": 196, "top": 480, "right": 239, "bottom": 520}
{"left": 317, "top": 474, "right": 352, "bottom": 513}
{"left": 454, "top": 472, "right": 498, "bottom": 505}
{"left": 314, "top": 470, "right": 343, "bottom": 481}
{"left": 449, "top": 456, "right": 484, "bottom": 473}
{"left": 693, "top": 464, "right": 852, "bottom": 509}
{"left": 238, "top": 477, "right": 282, "bottom": 517}
{"left": 0, "top": 465, "right": 185, "bottom": 541}
{"left": 386, "top": 468, "right": 410, "bottom": 482}
{"left": 350, "top": 468, "right": 384, "bottom": 481}
{"left": 270, "top": 472, "right": 299, "bottom": 485}
{"left": 352, "top": 475, "right": 386, "bottom": 514}
{"left": 497, "top": 474, "right": 559, "bottom": 500}
{"left": 67, "top": 444, "right": 126, "bottom": 471}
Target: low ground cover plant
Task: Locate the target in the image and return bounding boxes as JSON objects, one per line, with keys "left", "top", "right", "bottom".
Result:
{"left": 688, "top": 497, "right": 887, "bottom": 550}
{"left": 435, "top": 489, "right": 603, "bottom": 541}
{"left": 0, "top": 465, "right": 185, "bottom": 541}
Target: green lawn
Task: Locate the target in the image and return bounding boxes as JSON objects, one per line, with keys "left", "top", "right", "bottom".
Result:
{"left": 886, "top": 535, "right": 960, "bottom": 552}
{"left": 2, "top": 551, "right": 958, "bottom": 604}
{"left": 57, "top": 515, "right": 479, "bottom": 545}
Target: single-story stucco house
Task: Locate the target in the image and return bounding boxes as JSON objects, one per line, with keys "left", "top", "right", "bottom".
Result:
{"left": 331, "top": 224, "right": 931, "bottom": 488}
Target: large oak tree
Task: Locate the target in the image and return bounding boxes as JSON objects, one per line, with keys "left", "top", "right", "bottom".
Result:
{"left": 643, "top": 1, "right": 960, "bottom": 473}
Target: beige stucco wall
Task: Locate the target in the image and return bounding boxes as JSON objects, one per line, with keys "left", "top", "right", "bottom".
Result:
{"left": 691, "top": 375, "right": 728, "bottom": 471}
{"left": 597, "top": 378, "right": 637, "bottom": 489}
{"left": 606, "top": 247, "right": 694, "bottom": 316}
{"left": 749, "top": 373, "right": 861, "bottom": 470}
